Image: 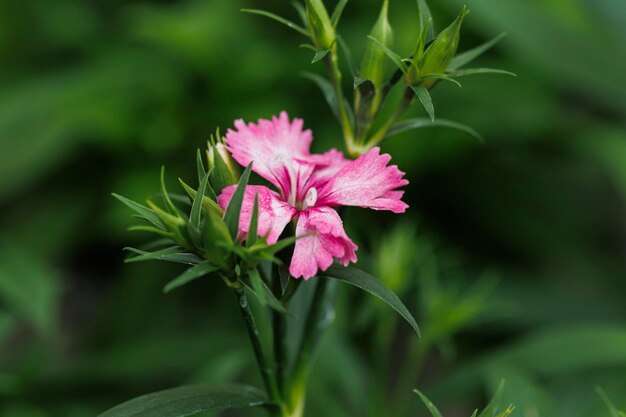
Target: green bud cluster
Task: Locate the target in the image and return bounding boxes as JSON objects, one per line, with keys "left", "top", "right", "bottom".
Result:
{"left": 113, "top": 141, "right": 297, "bottom": 298}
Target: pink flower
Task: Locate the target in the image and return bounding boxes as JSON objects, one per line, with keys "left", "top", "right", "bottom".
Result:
{"left": 217, "top": 112, "right": 409, "bottom": 279}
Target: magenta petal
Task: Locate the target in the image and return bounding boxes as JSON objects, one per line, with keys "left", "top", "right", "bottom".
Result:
{"left": 316, "top": 147, "right": 409, "bottom": 213}
{"left": 225, "top": 112, "right": 315, "bottom": 198}
{"left": 289, "top": 207, "right": 358, "bottom": 280}
{"left": 304, "top": 148, "right": 352, "bottom": 190}
{"left": 217, "top": 185, "right": 297, "bottom": 244}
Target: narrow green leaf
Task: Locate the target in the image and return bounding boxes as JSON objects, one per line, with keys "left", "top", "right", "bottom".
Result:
{"left": 190, "top": 171, "right": 210, "bottom": 230}
{"left": 410, "top": 85, "right": 435, "bottom": 121}
{"left": 420, "top": 73, "right": 462, "bottom": 88}
{"left": 241, "top": 9, "right": 310, "bottom": 37}
{"left": 470, "top": 410, "right": 479, "bottom": 417}
{"left": 163, "top": 262, "right": 219, "bottom": 293}
{"left": 413, "top": 389, "right": 443, "bottom": 417}
{"left": 302, "top": 72, "right": 354, "bottom": 127}
{"left": 596, "top": 386, "right": 624, "bottom": 417}
{"left": 477, "top": 380, "right": 505, "bottom": 417}
{"left": 299, "top": 44, "right": 331, "bottom": 63}
{"left": 447, "top": 68, "right": 517, "bottom": 78}
{"left": 320, "top": 265, "right": 420, "bottom": 337}
{"left": 196, "top": 149, "right": 206, "bottom": 184}
{"left": 247, "top": 193, "right": 259, "bottom": 247}
{"left": 367, "top": 35, "right": 406, "bottom": 74}
{"left": 160, "top": 166, "right": 179, "bottom": 215}
{"left": 331, "top": 0, "right": 349, "bottom": 27}
{"left": 127, "top": 225, "right": 175, "bottom": 239}
{"left": 337, "top": 36, "right": 357, "bottom": 78}
{"left": 449, "top": 33, "right": 507, "bottom": 70}
{"left": 124, "top": 247, "right": 202, "bottom": 265}
{"left": 178, "top": 178, "right": 221, "bottom": 216}
{"left": 248, "top": 268, "right": 267, "bottom": 306}
{"left": 494, "top": 406, "right": 515, "bottom": 417}
{"left": 224, "top": 163, "right": 252, "bottom": 240}
{"left": 291, "top": 1, "right": 307, "bottom": 27}
{"left": 112, "top": 193, "right": 165, "bottom": 230}
{"left": 416, "top": 0, "right": 434, "bottom": 41}
{"left": 250, "top": 236, "right": 298, "bottom": 258}
{"left": 97, "top": 384, "right": 267, "bottom": 417}
{"left": 384, "top": 118, "right": 483, "bottom": 143}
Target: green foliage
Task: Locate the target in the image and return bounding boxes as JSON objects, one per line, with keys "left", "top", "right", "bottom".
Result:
{"left": 98, "top": 384, "right": 268, "bottom": 417}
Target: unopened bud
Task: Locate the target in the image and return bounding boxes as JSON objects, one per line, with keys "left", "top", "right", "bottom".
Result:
{"left": 306, "top": 0, "right": 335, "bottom": 50}
{"left": 207, "top": 141, "right": 238, "bottom": 194}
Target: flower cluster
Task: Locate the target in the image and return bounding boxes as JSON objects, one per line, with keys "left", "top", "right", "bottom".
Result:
{"left": 218, "top": 112, "right": 408, "bottom": 279}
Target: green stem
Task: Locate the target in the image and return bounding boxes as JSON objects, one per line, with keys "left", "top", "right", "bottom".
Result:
{"left": 325, "top": 47, "right": 356, "bottom": 156}
{"left": 287, "top": 278, "right": 332, "bottom": 417}
{"left": 365, "top": 86, "right": 414, "bottom": 148}
{"left": 272, "top": 274, "right": 287, "bottom": 397}
{"left": 234, "top": 287, "right": 283, "bottom": 413}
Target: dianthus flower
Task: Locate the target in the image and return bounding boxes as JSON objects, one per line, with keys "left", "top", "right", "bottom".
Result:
{"left": 218, "top": 112, "right": 408, "bottom": 279}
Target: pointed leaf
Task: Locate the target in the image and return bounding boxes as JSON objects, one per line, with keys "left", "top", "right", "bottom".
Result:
{"left": 384, "top": 118, "right": 483, "bottom": 143}
{"left": 97, "top": 384, "right": 267, "bottom": 417}
{"left": 179, "top": 178, "right": 220, "bottom": 216}
{"left": 596, "top": 386, "right": 624, "bottom": 417}
{"left": 248, "top": 268, "right": 267, "bottom": 305}
{"left": 367, "top": 36, "right": 406, "bottom": 74}
{"left": 447, "top": 68, "right": 517, "bottom": 78}
{"left": 320, "top": 265, "right": 420, "bottom": 337}
{"left": 112, "top": 194, "right": 165, "bottom": 230}
{"left": 190, "top": 171, "right": 210, "bottom": 230}
{"left": 291, "top": 1, "right": 307, "bottom": 27}
{"left": 224, "top": 163, "right": 252, "bottom": 240}
{"left": 124, "top": 247, "right": 202, "bottom": 265}
{"left": 337, "top": 36, "right": 357, "bottom": 78}
{"left": 420, "top": 73, "right": 462, "bottom": 88}
{"left": 127, "top": 225, "right": 175, "bottom": 239}
{"left": 163, "top": 262, "right": 219, "bottom": 293}
{"left": 410, "top": 85, "right": 435, "bottom": 121}
{"left": 241, "top": 9, "right": 309, "bottom": 37}
{"left": 413, "top": 389, "right": 443, "bottom": 417}
{"left": 160, "top": 166, "right": 179, "bottom": 215}
{"left": 196, "top": 149, "right": 206, "bottom": 184}
{"left": 247, "top": 193, "right": 259, "bottom": 247}
{"left": 416, "top": 0, "right": 434, "bottom": 41}
{"left": 494, "top": 406, "right": 515, "bottom": 417}
{"left": 449, "top": 33, "right": 507, "bottom": 70}
{"left": 331, "top": 0, "right": 349, "bottom": 27}
{"left": 477, "top": 380, "right": 505, "bottom": 417}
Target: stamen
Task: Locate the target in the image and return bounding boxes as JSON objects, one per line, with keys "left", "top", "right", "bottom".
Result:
{"left": 302, "top": 187, "right": 318, "bottom": 210}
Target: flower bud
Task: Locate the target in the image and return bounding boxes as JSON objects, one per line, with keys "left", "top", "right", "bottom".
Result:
{"left": 356, "top": 0, "right": 393, "bottom": 118}
{"left": 203, "top": 210, "right": 233, "bottom": 266}
{"left": 417, "top": 5, "right": 468, "bottom": 85}
{"left": 306, "top": 0, "right": 335, "bottom": 50}
{"left": 207, "top": 140, "right": 238, "bottom": 194}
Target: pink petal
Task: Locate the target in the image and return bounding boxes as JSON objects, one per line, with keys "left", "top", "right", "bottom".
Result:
{"left": 225, "top": 112, "right": 315, "bottom": 200}
{"left": 217, "top": 185, "right": 297, "bottom": 244}
{"left": 289, "top": 207, "right": 358, "bottom": 279}
{"left": 316, "top": 147, "right": 409, "bottom": 213}
{"left": 304, "top": 148, "right": 352, "bottom": 190}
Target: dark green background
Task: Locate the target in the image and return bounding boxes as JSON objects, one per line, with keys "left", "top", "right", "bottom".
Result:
{"left": 0, "top": 0, "right": 625, "bottom": 416}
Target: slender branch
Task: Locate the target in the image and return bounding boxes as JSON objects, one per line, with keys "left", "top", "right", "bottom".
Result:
{"left": 233, "top": 287, "right": 283, "bottom": 410}
{"left": 365, "top": 86, "right": 414, "bottom": 148}
{"left": 272, "top": 269, "right": 288, "bottom": 396}
{"left": 325, "top": 47, "right": 356, "bottom": 155}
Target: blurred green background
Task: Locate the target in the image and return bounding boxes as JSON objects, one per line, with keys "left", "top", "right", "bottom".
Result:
{"left": 1, "top": 0, "right": 625, "bottom": 416}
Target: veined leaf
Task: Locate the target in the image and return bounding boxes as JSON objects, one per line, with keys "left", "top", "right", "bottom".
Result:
{"left": 449, "top": 33, "right": 507, "bottom": 70}
{"left": 223, "top": 163, "right": 252, "bottom": 240}
{"left": 124, "top": 247, "right": 201, "bottom": 265}
{"left": 302, "top": 72, "right": 354, "bottom": 127}
{"left": 367, "top": 36, "right": 407, "bottom": 74}
{"left": 413, "top": 389, "right": 443, "bottom": 417}
{"left": 477, "top": 380, "right": 505, "bottom": 417}
{"left": 163, "top": 263, "right": 219, "bottom": 293}
{"left": 97, "top": 384, "right": 267, "bottom": 417}
{"left": 320, "top": 265, "right": 420, "bottom": 337}
{"left": 447, "top": 68, "right": 517, "bottom": 78}
{"left": 241, "top": 8, "right": 310, "bottom": 37}
{"left": 331, "top": 0, "right": 349, "bottom": 27}
{"left": 112, "top": 193, "right": 165, "bottom": 230}
{"left": 410, "top": 85, "right": 435, "bottom": 121}
{"left": 190, "top": 171, "right": 210, "bottom": 230}
{"left": 247, "top": 193, "right": 259, "bottom": 247}
{"left": 384, "top": 118, "right": 483, "bottom": 142}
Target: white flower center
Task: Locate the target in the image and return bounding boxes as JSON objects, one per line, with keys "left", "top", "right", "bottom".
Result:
{"left": 302, "top": 187, "right": 318, "bottom": 210}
